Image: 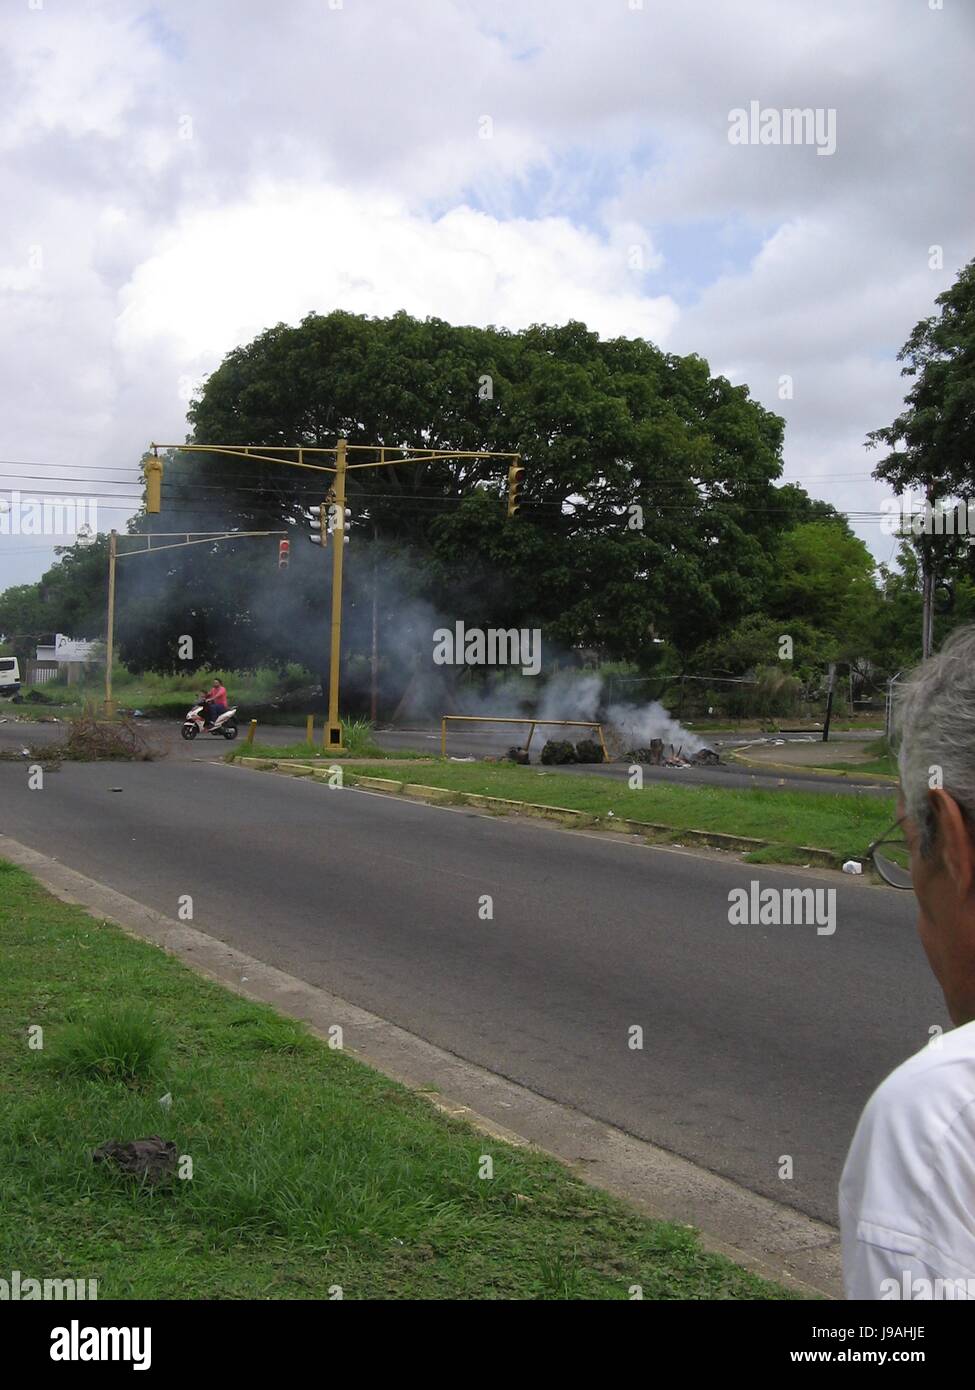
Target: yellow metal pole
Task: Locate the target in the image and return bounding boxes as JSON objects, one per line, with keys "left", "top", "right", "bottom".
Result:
{"left": 245, "top": 719, "right": 258, "bottom": 745}
{"left": 596, "top": 723, "right": 609, "bottom": 763}
{"left": 306, "top": 714, "right": 314, "bottom": 744}
{"left": 324, "top": 438, "right": 347, "bottom": 750}
{"left": 441, "top": 717, "right": 447, "bottom": 758}
{"left": 104, "top": 529, "right": 117, "bottom": 719}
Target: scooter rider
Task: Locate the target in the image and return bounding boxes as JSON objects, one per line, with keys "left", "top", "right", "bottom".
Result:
{"left": 203, "top": 676, "right": 228, "bottom": 728}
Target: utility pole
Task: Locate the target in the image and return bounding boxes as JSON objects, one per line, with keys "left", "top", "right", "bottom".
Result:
{"left": 101, "top": 528, "right": 286, "bottom": 718}
{"left": 920, "top": 488, "right": 936, "bottom": 659}
{"left": 822, "top": 662, "right": 836, "bottom": 742}
{"left": 921, "top": 548, "right": 935, "bottom": 659}
{"left": 325, "top": 438, "right": 347, "bottom": 750}
{"left": 370, "top": 540, "right": 379, "bottom": 724}
{"left": 104, "top": 529, "right": 118, "bottom": 718}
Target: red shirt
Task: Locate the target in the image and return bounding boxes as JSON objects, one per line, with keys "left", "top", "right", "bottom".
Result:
{"left": 208, "top": 684, "right": 227, "bottom": 706}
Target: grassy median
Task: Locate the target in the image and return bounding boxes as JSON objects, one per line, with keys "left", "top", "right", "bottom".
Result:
{"left": 236, "top": 754, "right": 896, "bottom": 866}
{"left": 0, "top": 860, "right": 794, "bottom": 1300}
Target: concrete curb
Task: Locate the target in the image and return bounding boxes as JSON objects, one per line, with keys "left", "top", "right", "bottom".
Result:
{"left": 236, "top": 757, "right": 848, "bottom": 870}
{"left": 726, "top": 745, "right": 898, "bottom": 786}
{"left": 0, "top": 832, "right": 842, "bottom": 1299}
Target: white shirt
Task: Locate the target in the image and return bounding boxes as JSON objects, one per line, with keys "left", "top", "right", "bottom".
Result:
{"left": 840, "top": 1018, "right": 975, "bottom": 1299}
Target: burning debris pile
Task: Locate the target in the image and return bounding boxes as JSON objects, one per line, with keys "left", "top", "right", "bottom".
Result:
{"left": 627, "top": 740, "right": 720, "bottom": 768}
{"left": 436, "top": 670, "right": 718, "bottom": 770}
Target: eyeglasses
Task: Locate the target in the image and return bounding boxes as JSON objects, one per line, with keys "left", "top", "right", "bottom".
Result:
{"left": 866, "top": 817, "right": 913, "bottom": 890}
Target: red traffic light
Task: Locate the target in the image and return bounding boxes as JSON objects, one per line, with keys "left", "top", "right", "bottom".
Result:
{"left": 278, "top": 539, "right": 291, "bottom": 569}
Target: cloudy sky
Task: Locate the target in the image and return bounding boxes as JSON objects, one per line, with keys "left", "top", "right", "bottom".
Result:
{"left": 1, "top": 0, "right": 972, "bottom": 585}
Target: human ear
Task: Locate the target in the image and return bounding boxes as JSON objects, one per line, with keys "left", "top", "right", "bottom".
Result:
{"left": 927, "top": 789, "right": 975, "bottom": 898}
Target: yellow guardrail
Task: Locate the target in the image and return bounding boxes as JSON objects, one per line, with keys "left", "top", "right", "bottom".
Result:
{"left": 440, "top": 714, "right": 608, "bottom": 762}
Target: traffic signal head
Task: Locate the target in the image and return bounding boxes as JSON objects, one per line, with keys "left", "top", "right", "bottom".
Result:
{"left": 309, "top": 503, "right": 327, "bottom": 546}
{"left": 507, "top": 462, "right": 525, "bottom": 518}
{"left": 145, "top": 454, "right": 163, "bottom": 514}
{"left": 278, "top": 539, "right": 290, "bottom": 569}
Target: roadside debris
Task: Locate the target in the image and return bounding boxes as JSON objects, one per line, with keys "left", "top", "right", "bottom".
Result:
{"left": 92, "top": 1136, "right": 176, "bottom": 1184}
{"left": 51, "top": 709, "right": 160, "bottom": 762}
{"left": 842, "top": 860, "right": 864, "bottom": 875}
{"left": 627, "top": 740, "right": 720, "bottom": 768}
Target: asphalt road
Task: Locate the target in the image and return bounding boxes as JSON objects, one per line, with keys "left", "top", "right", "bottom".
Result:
{"left": 0, "top": 717, "right": 895, "bottom": 797}
{"left": 0, "top": 750, "right": 940, "bottom": 1225}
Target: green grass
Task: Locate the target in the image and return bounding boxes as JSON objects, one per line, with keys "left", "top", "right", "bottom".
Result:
{"left": 823, "top": 738, "right": 898, "bottom": 781}
{"left": 46, "top": 1005, "right": 169, "bottom": 1083}
{"left": 329, "top": 761, "right": 896, "bottom": 862}
{"left": 9, "top": 667, "right": 326, "bottom": 724}
{"left": 823, "top": 758, "right": 897, "bottom": 779}
{"left": 228, "top": 738, "right": 431, "bottom": 763}
{"left": 0, "top": 860, "right": 794, "bottom": 1300}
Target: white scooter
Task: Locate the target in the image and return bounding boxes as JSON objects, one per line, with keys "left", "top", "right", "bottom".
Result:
{"left": 181, "top": 697, "right": 239, "bottom": 741}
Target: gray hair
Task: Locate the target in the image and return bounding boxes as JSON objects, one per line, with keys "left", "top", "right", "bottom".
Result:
{"left": 895, "top": 624, "right": 975, "bottom": 853}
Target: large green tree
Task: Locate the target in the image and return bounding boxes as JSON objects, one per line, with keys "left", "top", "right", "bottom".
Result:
{"left": 868, "top": 258, "right": 975, "bottom": 498}
{"left": 174, "top": 310, "right": 796, "bottom": 671}
{"left": 867, "top": 257, "right": 975, "bottom": 655}
{"left": 3, "top": 310, "right": 866, "bottom": 701}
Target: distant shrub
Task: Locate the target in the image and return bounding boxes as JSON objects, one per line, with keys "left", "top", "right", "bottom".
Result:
{"left": 280, "top": 663, "right": 311, "bottom": 694}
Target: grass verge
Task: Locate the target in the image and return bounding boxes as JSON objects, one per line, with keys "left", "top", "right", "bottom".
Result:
{"left": 324, "top": 761, "right": 895, "bottom": 864}
{"left": 227, "top": 739, "right": 431, "bottom": 763}
{"left": 822, "top": 739, "right": 898, "bottom": 781}
{"left": 0, "top": 860, "right": 792, "bottom": 1300}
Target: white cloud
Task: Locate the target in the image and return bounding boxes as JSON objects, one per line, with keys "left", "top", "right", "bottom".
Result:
{"left": 116, "top": 187, "right": 677, "bottom": 364}
{"left": 0, "top": 0, "right": 972, "bottom": 588}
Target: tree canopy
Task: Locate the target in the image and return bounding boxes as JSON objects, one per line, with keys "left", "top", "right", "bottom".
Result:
{"left": 1, "top": 309, "right": 888, "bottom": 700}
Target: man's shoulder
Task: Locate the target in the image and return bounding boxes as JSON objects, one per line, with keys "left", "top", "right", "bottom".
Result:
{"left": 841, "top": 1020, "right": 975, "bottom": 1285}
{"left": 861, "top": 1020, "right": 975, "bottom": 1146}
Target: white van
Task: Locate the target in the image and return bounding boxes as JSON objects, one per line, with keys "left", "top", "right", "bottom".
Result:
{"left": 0, "top": 657, "right": 22, "bottom": 699}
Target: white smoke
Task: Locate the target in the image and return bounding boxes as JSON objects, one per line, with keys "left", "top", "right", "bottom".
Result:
{"left": 530, "top": 670, "right": 703, "bottom": 756}
{"left": 604, "top": 700, "right": 702, "bottom": 756}
{"left": 536, "top": 671, "right": 603, "bottom": 723}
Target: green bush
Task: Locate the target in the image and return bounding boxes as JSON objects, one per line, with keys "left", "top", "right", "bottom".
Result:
{"left": 341, "top": 718, "right": 384, "bottom": 757}
{"left": 280, "top": 663, "right": 311, "bottom": 694}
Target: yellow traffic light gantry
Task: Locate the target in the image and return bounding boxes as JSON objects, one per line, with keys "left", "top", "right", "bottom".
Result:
{"left": 146, "top": 439, "right": 522, "bottom": 748}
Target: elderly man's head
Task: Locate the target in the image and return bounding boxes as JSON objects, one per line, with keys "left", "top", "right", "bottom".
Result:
{"left": 896, "top": 625, "right": 975, "bottom": 1024}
